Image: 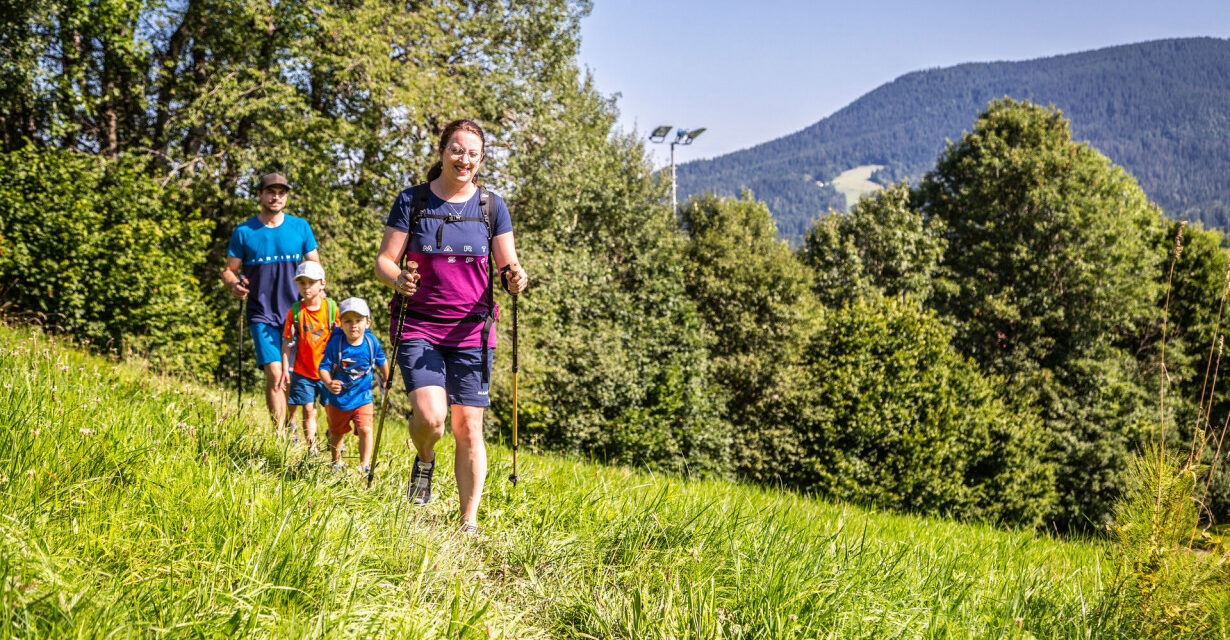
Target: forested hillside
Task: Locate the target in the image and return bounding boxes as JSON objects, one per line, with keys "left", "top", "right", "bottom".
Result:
{"left": 677, "top": 37, "right": 1230, "bottom": 238}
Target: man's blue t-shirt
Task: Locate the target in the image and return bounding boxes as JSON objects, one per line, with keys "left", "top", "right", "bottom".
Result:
{"left": 318, "top": 328, "right": 387, "bottom": 410}
{"left": 227, "top": 214, "right": 317, "bottom": 325}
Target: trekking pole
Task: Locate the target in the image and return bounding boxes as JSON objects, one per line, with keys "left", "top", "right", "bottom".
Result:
{"left": 508, "top": 290, "right": 520, "bottom": 486}
{"left": 236, "top": 276, "right": 247, "bottom": 413}
{"left": 499, "top": 264, "right": 522, "bottom": 486}
{"left": 368, "top": 260, "right": 417, "bottom": 490}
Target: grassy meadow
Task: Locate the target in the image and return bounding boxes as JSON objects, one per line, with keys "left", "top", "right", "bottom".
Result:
{"left": 0, "top": 321, "right": 1193, "bottom": 638}
{"left": 828, "top": 165, "right": 885, "bottom": 211}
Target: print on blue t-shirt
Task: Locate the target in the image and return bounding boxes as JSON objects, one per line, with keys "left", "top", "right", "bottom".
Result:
{"left": 227, "top": 214, "right": 318, "bottom": 326}
{"left": 318, "top": 328, "right": 387, "bottom": 411}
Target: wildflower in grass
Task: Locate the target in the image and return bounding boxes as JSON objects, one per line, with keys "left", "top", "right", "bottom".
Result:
{"left": 30, "top": 429, "right": 39, "bottom": 438}
{"left": 25, "top": 470, "right": 34, "bottom": 480}
{"left": 79, "top": 428, "right": 95, "bottom": 435}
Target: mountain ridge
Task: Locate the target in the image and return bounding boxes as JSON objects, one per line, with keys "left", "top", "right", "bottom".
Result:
{"left": 677, "top": 37, "right": 1230, "bottom": 238}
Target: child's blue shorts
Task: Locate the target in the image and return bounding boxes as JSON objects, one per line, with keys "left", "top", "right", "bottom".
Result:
{"left": 396, "top": 339, "right": 493, "bottom": 407}
{"left": 287, "top": 372, "right": 324, "bottom": 406}
{"left": 249, "top": 322, "right": 283, "bottom": 367}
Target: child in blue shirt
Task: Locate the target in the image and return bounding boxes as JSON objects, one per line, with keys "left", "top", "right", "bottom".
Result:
{"left": 318, "top": 298, "right": 389, "bottom": 473}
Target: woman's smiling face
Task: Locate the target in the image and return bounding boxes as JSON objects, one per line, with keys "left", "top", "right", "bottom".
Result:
{"left": 440, "top": 130, "right": 484, "bottom": 183}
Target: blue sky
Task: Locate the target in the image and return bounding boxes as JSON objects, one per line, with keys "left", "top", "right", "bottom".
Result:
{"left": 578, "top": 0, "right": 1230, "bottom": 166}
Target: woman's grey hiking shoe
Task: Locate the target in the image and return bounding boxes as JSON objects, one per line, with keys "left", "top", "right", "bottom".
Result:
{"left": 406, "top": 457, "right": 434, "bottom": 505}
{"left": 459, "top": 520, "right": 479, "bottom": 535}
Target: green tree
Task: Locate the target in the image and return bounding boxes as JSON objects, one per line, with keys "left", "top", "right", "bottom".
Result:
{"left": 0, "top": 0, "right": 597, "bottom": 378}
{"left": 0, "top": 148, "right": 219, "bottom": 374}
{"left": 917, "top": 98, "right": 1166, "bottom": 528}
{"left": 679, "top": 192, "right": 821, "bottom": 482}
{"left": 800, "top": 182, "right": 945, "bottom": 307}
{"left": 797, "top": 296, "right": 1055, "bottom": 525}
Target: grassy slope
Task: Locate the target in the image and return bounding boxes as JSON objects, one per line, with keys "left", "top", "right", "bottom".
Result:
{"left": 0, "top": 322, "right": 1146, "bottom": 639}
{"left": 829, "top": 165, "right": 886, "bottom": 211}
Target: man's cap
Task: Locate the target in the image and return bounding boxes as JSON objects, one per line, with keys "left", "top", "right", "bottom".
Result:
{"left": 339, "top": 297, "right": 371, "bottom": 319}
{"left": 258, "top": 173, "right": 290, "bottom": 191}
{"left": 293, "top": 261, "right": 325, "bottom": 282}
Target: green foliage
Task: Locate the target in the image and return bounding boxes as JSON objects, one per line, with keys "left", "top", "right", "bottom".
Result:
{"left": 488, "top": 73, "right": 726, "bottom": 474}
{"left": 1112, "top": 447, "right": 1229, "bottom": 637}
{"left": 800, "top": 182, "right": 945, "bottom": 307}
{"left": 1152, "top": 219, "right": 1230, "bottom": 522}
{"left": 501, "top": 237, "right": 725, "bottom": 474}
{"left": 918, "top": 98, "right": 1165, "bottom": 529}
{"left": 679, "top": 192, "right": 820, "bottom": 483}
{"left": 0, "top": 0, "right": 595, "bottom": 359}
{"left": 796, "top": 296, "right": 1055, "bottom": 525}
{"left": 0, "top": 147, "right": 220, "bottom": 374}
{"left": 679, "top": 37, "right": 1230, "bottom": 239}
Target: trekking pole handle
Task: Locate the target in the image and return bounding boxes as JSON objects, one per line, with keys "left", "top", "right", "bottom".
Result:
{"left": 396, "top": 261, "right": 419, "bottom": 297}
{"left": 499, "top": 262, "right": 523, "bottom": 295}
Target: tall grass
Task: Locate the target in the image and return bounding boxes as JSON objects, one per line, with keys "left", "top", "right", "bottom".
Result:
{"left": 1110, "top": 222, "right": 1229, "bottom": 638}
{"left": 0, "top": 321, "right": 1186, "bottom": 638}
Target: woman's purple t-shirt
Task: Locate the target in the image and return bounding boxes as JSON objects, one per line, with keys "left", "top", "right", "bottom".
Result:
{"left": 384, "top": 185, "right": 512, "bottom": 347}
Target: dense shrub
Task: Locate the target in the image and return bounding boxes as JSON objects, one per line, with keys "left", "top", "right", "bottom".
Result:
{"left": 679, "top": 192, "right": 821, "bottom": 483}
{"left": 0, "top": 148, "right": 221, "bottom": 375}
{"left": 496, "top": 235, "right": 726, "bottom": 474}
{"left": 796, "top": 296, "right": 1056, "bottom": 526}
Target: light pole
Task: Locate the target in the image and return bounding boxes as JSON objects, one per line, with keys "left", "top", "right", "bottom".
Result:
{"left": 649, "top": 125, "right": 706, "bottom": 217}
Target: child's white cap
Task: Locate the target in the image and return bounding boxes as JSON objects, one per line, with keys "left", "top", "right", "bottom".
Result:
{"left": 339, "top": 297, "right": 371, "bottom": 319}
{"left": 294, "top": 261, "right": 325, "bottom": 282}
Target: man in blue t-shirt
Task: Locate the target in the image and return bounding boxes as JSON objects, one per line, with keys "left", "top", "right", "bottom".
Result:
{"left": 220, "top": 173, "right": 321, "bottom": 432}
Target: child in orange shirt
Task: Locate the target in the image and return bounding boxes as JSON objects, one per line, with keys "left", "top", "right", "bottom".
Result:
{"left": 279, "top": 261, "right": 338, "bottom": 450}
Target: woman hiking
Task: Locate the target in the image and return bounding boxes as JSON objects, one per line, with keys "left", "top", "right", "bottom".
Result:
{"left": 375, "top": 119, "right": 528, "bottom": 534}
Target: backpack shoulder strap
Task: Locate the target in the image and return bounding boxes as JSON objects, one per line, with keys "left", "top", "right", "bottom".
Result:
{"left": 410, "top": 184, "right": 431, "bottom": 229}
{"left": 478, "top": 186, "right": 497, "bottom": 386}
{"left": 324, "top": 298, "right": 338, "bottom": 327}
{"left": 478, "top": 186, "right": 494, "bottom": 241}
{"left": 291, "top": 300, "right": 303, "bottom": 337}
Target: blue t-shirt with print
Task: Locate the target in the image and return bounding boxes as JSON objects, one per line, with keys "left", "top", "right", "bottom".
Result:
{"left": 318, "top": 328, "right": 387, "bottom": 410}
{"left": 227, "top": 214, "right": 318, "bottom": 326}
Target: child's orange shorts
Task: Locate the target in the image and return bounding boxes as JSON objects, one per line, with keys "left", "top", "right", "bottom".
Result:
{"left": 326, "top": 403, "right": 373, "bottom": 435}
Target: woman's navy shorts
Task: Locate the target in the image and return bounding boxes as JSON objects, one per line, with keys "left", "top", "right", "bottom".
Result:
{"left": 397, "top": 338, "right": 493, "bottom": 407}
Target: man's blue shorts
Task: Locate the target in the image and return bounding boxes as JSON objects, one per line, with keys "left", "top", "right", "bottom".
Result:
{"left": 287, "top": 372, "right": 324, "bottom": 406}
{"left": 249, "top": 322, "right": 283, "bottom": 367}
{"left": 396, "top": 339, "right": 493, "bottom": 407}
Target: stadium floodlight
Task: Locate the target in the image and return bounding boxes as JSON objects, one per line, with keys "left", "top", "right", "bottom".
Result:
{"left": 648, "top": 124, "right": 708, "bottom": 218}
